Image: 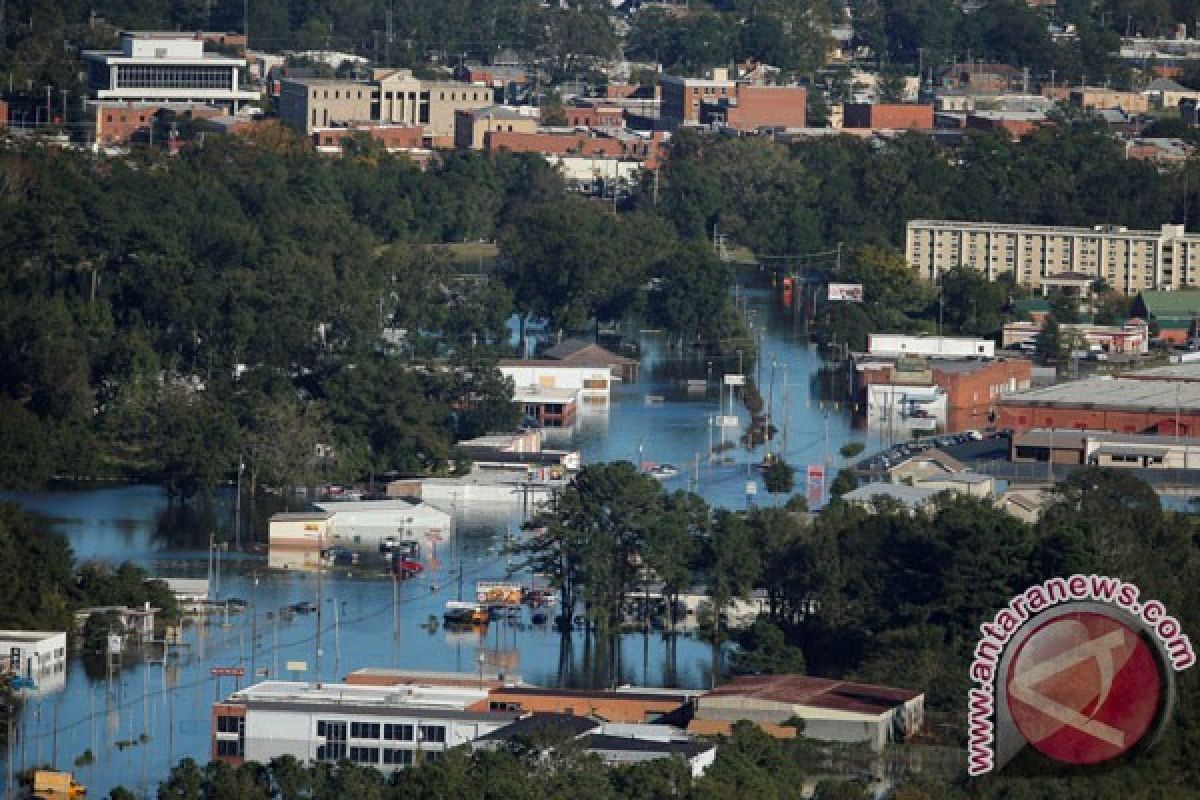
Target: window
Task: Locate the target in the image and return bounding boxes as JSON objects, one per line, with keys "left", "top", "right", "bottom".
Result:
{"left": 216, "top": 739, "right": 243, "bottom": 757}
{"left": 318, "top": 720, "right": 347, "bottom": 741}
{"left": 351, "top": 722, "right": 380, "bottom": 739}
{"left": 316, "top": 743, "right": 346, "bottom": 762}
{"left": 418, "top": 725, "right": 446, "bottom": 744}
{"left": 216, "top": 716, "right": 242, "bottom": 734}
{"left": 384, "top": 724, "right": 414, "bottom": 741}
{"left": 489, "top": 701, "right": 522, "bottom": 712}
{"left": 349, "top": 746, "right": 380, "bottom": 764}
{"left": 384, "top": 748, "right": 414, "bottom": 765}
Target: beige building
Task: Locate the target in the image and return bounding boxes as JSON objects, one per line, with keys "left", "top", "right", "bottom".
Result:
{"left": 279, "top": 78, "right": 371, "bottom": 133}
{"left": 905, "top": 220, "right": 1200, "bottom": 295}
{"left": 454, "top": 105, "right": 538, "bottom": 150}
{"left": 279, "top": 69, "right": 493, "bottom": 139}
{"left": 1069, "top": 87, "right": 1149, "bottom": 114}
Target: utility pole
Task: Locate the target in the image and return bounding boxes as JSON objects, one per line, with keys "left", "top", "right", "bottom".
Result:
{"left": 234, "top": 458, "right": 244, "bottom": 550}
{"left": 243, "top": 0, "right": 249, "bottom": 48}
{"left": 315, "top": 528, "right": 323, "bottom": 685}
{"left": 44, "top": 85, "right": 51, "bottom": 127}
{"left": 60, "top": 89, "right": 67, "bottom": 128}
{"left": 250, "top": 571, "right": 258, "bottom": 677}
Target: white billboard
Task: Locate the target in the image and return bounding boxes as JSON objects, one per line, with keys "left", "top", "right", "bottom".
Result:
{"left": 828, "top": 283, "right": 864, "bottom": 302}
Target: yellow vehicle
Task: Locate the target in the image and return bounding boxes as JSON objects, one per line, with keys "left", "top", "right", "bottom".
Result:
{"left": 32, "top": 770, "right": 86, "bottom": 799}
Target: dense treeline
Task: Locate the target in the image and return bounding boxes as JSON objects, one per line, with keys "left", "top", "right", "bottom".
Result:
{"left": 524, "top": 465, "right": 1200, "bottom": 796}
{"left": 0, "top": 129, "right": 750, "bottom": 497}
{"left": 128, "top": 724, "right": 869, "bottom": 800}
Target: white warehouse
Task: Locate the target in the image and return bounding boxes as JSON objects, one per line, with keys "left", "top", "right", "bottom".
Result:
{"left": 867, "top": 334, "right": 995, "bottom": 359}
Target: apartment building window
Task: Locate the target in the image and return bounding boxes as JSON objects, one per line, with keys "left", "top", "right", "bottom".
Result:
{"left": 384, "top": 748, "right": 414, "bottom": 766}
{"left": 348, "top": 747, "right": 380, "bottom": 764}
{"left": 350, "top": 722, "right": 381, "bottom": 739}
{"left": 317, "top": 720, "right": 347, "bottom": 741}
{"left": 316, "top": 742, "right": 346, "bottom": 761}
{"left": 216, "top": 716, "right": 243, "bottom": 734}
{"left": 216, "top": 739, "right": 243, "bottom": 757}
{"left": 384, "top": 723, "right": 414, "bottom": 741}
{"left": 418, "top": 725, "right": 446, "bottom": 744}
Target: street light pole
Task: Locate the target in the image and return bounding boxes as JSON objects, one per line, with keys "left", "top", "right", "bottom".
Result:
{"left": 235, "top": 458, "right": 244, "bottom": 550}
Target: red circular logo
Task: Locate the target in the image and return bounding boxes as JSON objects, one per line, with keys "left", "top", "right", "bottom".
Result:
{"left": 1006, "top": 611, "right": 1164, "bottom": 765}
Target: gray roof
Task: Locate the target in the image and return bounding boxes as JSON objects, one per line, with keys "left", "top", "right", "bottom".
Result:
{"left": 841, "top": 483, "right": 941, "bottom": 508}
{"left": 476, "top": 713, "right": 599, "bottom": 742}
{"left": 999, "top": 377, "right": 1200, "bottom": 413}
{"left": 1145, "top": 78, "right": 1189, "bottom": 92}
{"left": 583, "top": 733, "right": 711, "bottom": 758}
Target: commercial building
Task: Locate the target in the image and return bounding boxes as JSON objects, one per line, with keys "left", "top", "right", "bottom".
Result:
{"left": 692, "top": 675, "right": 924, "bottom": 751}
{"left": 0, "top": 99, "right": 8, "bottom": 129}
{"left": 842, "top": 103, "right": 933, "bottom": 130}
{"left": 267, "top": 511, "right": 334, "bottom": 569}
{"left": 1001, "top": 318, "right": 1150, "bottom": 353}
{"left": 83, "top": 32, "right": 258, "bottom": 110}
{"left": 453, "top": 106, "right": 538, "bottom": 150}
{"left": 311, "top": 123, "right": 424, "bottom": 155}
{"left": 90, "top": 100, "right": 228, "bottom": 146}
{"left": 996, "top": 376, "right": 1200, "bottom": 433}
{"left": 659, "top": 70, "right": 806, "bottom": 131}
{"left": 886, "top": 449, "right": 996, "bottom": 497}
{"left": 279, "top": 69, "right": 493, "bottom": 140}
{"left": 475, "top": 715, "right": 716, "bottom": 777}
{"left": 1132, "top": 289, "right": 1200, "bottom": 343}
{"left": 72, "top": 604, "right": 159, "bottom": 643}
{"left": 1010, "top": 428, "right": 1200, "bottom": 468}
{"left": 964, "top": 110, "right": 1047, "bottom": 139}
{"left": 563, "top": 101, "right": 626, "bottom": 129}
{"left": 0, "top": 631, "right": 67, "bottom": 680}
{"left": 473, "top": 685, "right": 703, "bottom": 723}
{"left": 498, "top": 361, "right": 618, "bottom": 417}
{"left": 1069, "top": 87, "right": 1150, "bottom": 114}
{"left": 839, "top": 482, "right": 944, "bottom": 512}
{"left": 854, "top": 351, "right": 1032, "bottom": 436}
{"left": 267, "top": 501, "right": 450, "bottom": 568}
{"left": 211, "top": 680, "right": 522, "bottom": 767}
{"left": 867, "top": 334, "right": 994, "bottom": 359}
{"left": 483, "top": 129, "right": 667, "bottom": 172}
{"left": 905, "top": 220, "right": 1200, "bottom": 294}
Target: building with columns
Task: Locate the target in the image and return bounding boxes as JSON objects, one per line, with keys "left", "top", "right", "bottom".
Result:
{"left": 83, "top": 32, "right": 258, "bottom": 111}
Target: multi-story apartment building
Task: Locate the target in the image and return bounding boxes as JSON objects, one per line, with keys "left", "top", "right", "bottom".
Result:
{"left": 905, "top": 220, "right": 1200, "bottom": 295}
{"left": 211, "top": 681, "right": 521, "bottom": 769}
{"left": 83, "top": 32, "right": 259, "bottom": 110}
{"left": 279, "top": 69, "right": 493, "bottom": 140}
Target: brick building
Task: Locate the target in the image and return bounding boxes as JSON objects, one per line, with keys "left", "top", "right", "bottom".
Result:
{"left": 712, "top": 85, "right": 806, "bottom": 131}
{"left": 454, "top": 106, "right": 537, "bottom": 149}
{"left": 659, "top": 70, "right": 805, "bottom": 131}
{"left": 996, "top": 376, "right": 1200, "bottom": 434}
{"left": 91, "top": 101, "right": 227, "bottom": 146}
{"left": 0, "top": 99, "right": 6, "bottom": 129}
{"left": 564, "top": 102, "right": 625, "bottom": 128}
{"left": 485, "top": 130, "right": 666, "bottom": 169}
{"left": 842, "top": 103, "right": 933, "bottom": 130}
{"left": 965, "top": 110, "right": 1047, "bottom": 139}
{"left": 312, "top": 123, "right": 424, "bottom": 154}
{"left": 1069, "top": 87, "right": 1149, "bottom": 114}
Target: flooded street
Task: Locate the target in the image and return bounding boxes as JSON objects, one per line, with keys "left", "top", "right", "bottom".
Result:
{"left": 0, "top": 284, "right": 862, "bottom": 797}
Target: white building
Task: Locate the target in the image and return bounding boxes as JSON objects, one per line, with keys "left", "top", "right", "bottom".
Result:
{"left": 866, "top": 382, "right": 946, "bottom": 438}
{"left": 0, "top": 631, "right": 67, "bottom": 681}
{"left": 498, "top": 360, "right": 616, "bottom": 401}
{"left": 867, "top": 334, "right": 995, "bottom": 359}
{"left": 313, "top": 499, "right": 452, "bottom": 550}
{"left": 84, "top": 32, "right": 259, "bottom": 110}
{"left": 212, "top": 680, "right": 521, "bottom": 768}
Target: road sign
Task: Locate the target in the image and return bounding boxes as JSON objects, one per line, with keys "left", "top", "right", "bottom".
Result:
{"left": 716, "top": 415, "right": 739, "bottom": 427}
{"left": 285, "top": 660, "right": 308, "bottom": 673}
{"left": 745, "top": 481, "right": 757, "bottom": 495}
{"left": 724, "top": 374, "right": 746, "bottom": 386}
{"left": 210, "top": 666, "right": 245, "bottom": 678}
{"left": 255, "top": 668, "right": 269, "bottom": 677}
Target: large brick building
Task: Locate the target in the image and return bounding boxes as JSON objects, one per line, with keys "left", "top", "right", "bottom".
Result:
{"left": 659, "top": 70, "right": 805, "bottom": 131}
{"left": 842, "top": 103, "right": 933, "bottom": 130}
{"left": 996, "top": 374, "right": 1200, "bottom": 434}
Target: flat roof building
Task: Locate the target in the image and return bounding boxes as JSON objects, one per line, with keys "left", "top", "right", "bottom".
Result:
{"left": 83, "top": 32, "right": 258, "bottom": 110}
{"left": 906, "top": 220, "right": 1200, "bottom": 295}
{"left": 212, "top": 680, "right": 522, "bottom": 768}
{"left": 996, "top": 376, "right": 1200, "bottom": 434}
{"left": 694, "top": 675, "right": 923, "bottom": 751}
{"left": 0, "top": 631, "right": 67, "bottom": 681}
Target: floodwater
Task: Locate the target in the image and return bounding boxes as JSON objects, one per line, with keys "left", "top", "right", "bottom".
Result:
{"left": 0, "top": 284, "right": 859, "bottom": 797}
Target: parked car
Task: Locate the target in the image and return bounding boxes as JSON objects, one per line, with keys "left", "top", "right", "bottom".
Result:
{"left": 290, "top": 601, "right": 317, "bottom": 614}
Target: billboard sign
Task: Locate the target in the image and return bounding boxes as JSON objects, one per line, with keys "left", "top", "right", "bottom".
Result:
{"left": 476, "top": 581, "right": 523, "bottom": 606}
{"left": 210, "top": 666, "right": 245, "bottom": 678}
{"left": 723, "top": 374, "right": 746, "bottom": 386}
{"left": 828, "top": 283, "right": 864, "bottom": 302}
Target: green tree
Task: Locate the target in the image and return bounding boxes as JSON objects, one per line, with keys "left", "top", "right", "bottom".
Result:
{"left": 829, "top": 468, "right": 858, "bottom": 497}
{"left": 763, "top": 459, "right": 796, "bottom": 496}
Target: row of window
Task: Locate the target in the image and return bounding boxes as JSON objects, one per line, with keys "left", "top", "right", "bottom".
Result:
{"left": 315, "top": 745, "right": 437, "bottom": 766}
{"left": 116, "top": 65, "right": 232, "bottom": 90}
{"left": 216, "top": 715, "right": 244, "bottom": 734}
{"left": 317, "top": 720, "right": 445, "bottom": 743}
